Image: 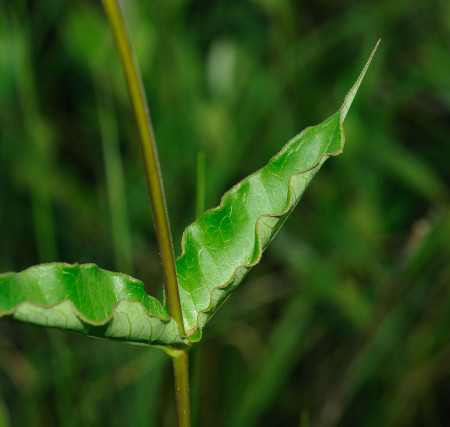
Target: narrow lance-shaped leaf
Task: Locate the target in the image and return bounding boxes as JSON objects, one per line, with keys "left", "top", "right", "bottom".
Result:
{"left": 177, "top": 41, "right": 379, "bottom": 341}
{"left": 0, "top": 263, "right": 187, "bottom": 347}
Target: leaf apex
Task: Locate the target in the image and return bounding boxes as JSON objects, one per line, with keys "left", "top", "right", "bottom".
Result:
{"left": 341, "top": 39, "right": 380, "bottom": 122}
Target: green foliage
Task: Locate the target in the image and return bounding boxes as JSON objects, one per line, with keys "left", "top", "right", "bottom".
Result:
{"left": 178, "top": 60, "right": 371, "bottom": 339}
{"left": 0, "top": 263, "right": 186, "bottom": 346}
{"left": 0, "top": 47, "right": 376, "bottom": 349}
{"left": 1, "top": 1, "right": 449, "bottom": 426}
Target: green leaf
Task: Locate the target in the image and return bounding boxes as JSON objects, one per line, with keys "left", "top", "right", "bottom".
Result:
{"left": 0, "top": 42, "right": 378, "bottom": 347}
{"left": 177, "top": 41, "right": 379, "bottom": 341}
{"left": 0, "top": 263, "right": 187, "bottom": 347}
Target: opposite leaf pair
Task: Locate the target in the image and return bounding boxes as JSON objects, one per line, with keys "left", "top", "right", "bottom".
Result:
{"left": 0, "top": 41, "right": 379, "bottom": 350}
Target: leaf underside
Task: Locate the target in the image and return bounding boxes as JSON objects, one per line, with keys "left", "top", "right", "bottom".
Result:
{"left": 0, "top": 264, "right": 187, "bottom": 346}
{"left": 0, "top": 42, "right": 379, "bottom": 347}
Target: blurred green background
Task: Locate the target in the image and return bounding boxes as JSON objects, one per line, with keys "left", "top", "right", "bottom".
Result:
{"left": 0, "top": 0, "right": 449, "bottom": 426}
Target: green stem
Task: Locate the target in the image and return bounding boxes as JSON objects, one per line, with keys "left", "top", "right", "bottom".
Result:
{"left": 101, "top": 0, "right": 185, "bottom": 335}
{"left": 101, "top": 2, "right": 190, "bottom": 426}
{"left": 172, "top": 349, "right": 191, "bottom": 427}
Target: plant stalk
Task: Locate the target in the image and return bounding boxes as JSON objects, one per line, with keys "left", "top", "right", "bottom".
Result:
{"left": 101, "top": 2, "right": 190, "bottom": 426}
{"left": 101, "top": 0, "right": 185, "bottom": 336}
{"left": 172, "top": 348, "right": 191, "bottom": 427}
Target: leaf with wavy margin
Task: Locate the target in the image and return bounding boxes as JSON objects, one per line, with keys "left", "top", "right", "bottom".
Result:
{"left": 177, "top": 41, "right": 379, "bottom": 341}
{"left": 0, "top": 42, "right": 378, "bottom": 346}
{"left": 0, "top": 263, "right": 187, "bottom": 346}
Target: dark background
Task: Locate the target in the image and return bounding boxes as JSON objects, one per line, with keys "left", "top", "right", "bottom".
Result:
{"left": 0, "top": 0, "right": 449, "bottom": 426}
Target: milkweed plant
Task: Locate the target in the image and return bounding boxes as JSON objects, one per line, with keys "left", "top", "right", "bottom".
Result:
{"left": 0, "top": 0, "right": 379, "bottom": 425}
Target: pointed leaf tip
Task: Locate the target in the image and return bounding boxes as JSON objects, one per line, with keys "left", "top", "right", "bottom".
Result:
{"left": 341, "top": 39, "right": 380, "bottom": 121}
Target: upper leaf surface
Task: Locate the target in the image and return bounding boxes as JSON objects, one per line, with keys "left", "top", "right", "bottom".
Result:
{"left": 177, "top": 42, "right": 379, "bottom": 340}
{"left": 0, "top": 263, "right": 187, "bottom": 346}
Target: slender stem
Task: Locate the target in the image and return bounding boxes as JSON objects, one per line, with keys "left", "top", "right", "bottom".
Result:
{"left": 172, "top": 349, "right": 191, "bottom": 427}
{"left": 101, "top": 3, "right": 191, "bottom": 426}
{"left": 101, "top": 0, "right": 185, "bottom": 335}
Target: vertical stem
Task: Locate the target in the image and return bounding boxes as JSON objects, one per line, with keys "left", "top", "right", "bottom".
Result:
{"left": 101, "top": 2, "right": 191, "bottom": 426}
{"left": 101, "top": 0, "right": 185, "bottom": 335}
{"left": 172, "top": 349, "right": 191, "bottom": 427}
